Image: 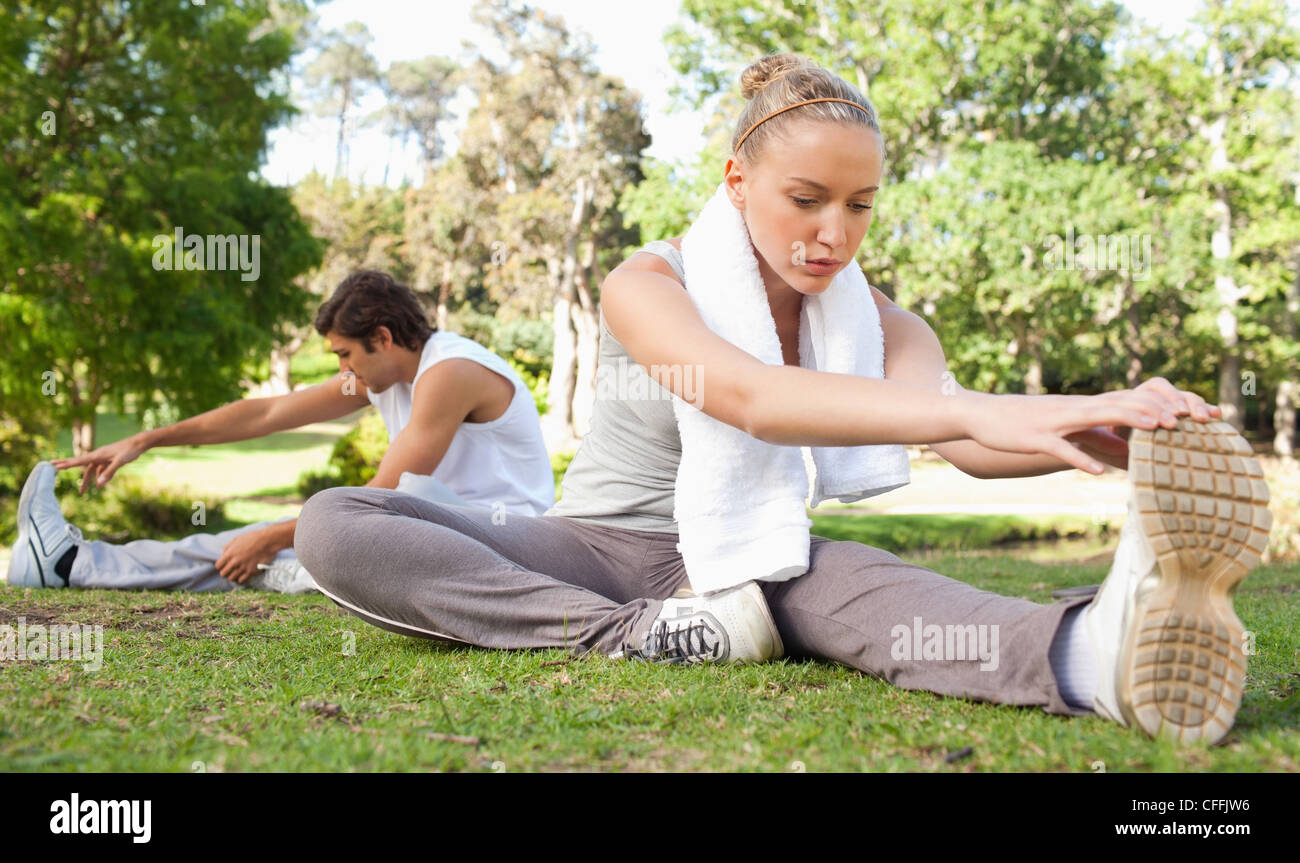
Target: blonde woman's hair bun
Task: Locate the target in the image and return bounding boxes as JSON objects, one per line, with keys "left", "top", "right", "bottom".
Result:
{"left": 730, "top": 53, "right": 885, "bottom": 165}
{"left": 739, "top": 53, "right": 811, "bottom": 101}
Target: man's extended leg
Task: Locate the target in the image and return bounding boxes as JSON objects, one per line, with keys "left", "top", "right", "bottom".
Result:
{"left": 8, "top": 460, "right": 306, "bottom": 592}
{"left": 69, "top": 516, "right": 301, "bottom": 592}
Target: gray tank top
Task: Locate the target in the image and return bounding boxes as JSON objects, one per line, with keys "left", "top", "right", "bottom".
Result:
{"left": 544, "top": 240, "right": 685, "bottom": 532}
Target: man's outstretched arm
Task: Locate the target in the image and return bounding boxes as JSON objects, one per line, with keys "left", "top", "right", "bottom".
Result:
{"left": 51, "top": 372, "right": 371, "bottom": 492}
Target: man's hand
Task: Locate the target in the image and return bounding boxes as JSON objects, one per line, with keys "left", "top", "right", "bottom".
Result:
{"left": 50, "top": 433, "right": 152, "bottom": 493}
{"left": 214, "top": 525, "right": 291, "bottom": 585}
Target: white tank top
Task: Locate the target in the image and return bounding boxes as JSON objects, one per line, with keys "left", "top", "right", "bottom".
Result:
{"left": 366, "top": 331, "right": 555, "bottom": 516}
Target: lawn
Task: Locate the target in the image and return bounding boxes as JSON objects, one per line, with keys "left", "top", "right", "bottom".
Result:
{"left": 1, "top": 547, "right": 1296, "bottom": 772}
{"left": 2, "top": 408, "right": 1296, "bottom": 772}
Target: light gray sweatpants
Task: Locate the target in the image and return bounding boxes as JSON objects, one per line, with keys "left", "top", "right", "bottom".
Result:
{"left": 294, "top": 486, "right": 1092, "bottom": 717}
{"left": 70, "top": 473, "right": 469, "bottom": 592}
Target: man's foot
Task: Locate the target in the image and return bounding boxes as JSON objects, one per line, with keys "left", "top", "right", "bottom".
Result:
{"left": 1085, "top": 419, "right": 1272, "bottom": 744}
{"left": 7, "top": 462, "right": 83, "bottom": 589}
{"left": 618, "top": 581, "right": 783, "bottom": 665}
{"left": 246, "top": 559, "right": 319, "bottom": 594}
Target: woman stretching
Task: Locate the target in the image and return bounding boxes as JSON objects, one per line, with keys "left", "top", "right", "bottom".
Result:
{"left": 295, "top": 53, "right": 1272, "bottom": 745}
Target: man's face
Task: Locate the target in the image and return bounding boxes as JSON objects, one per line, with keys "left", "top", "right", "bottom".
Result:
{"left": 326, "top": 330, "right": 394, "bottom": 393}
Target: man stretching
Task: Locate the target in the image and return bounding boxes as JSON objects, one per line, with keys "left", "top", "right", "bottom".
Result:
{"left": 8, "top": 270, "right": 555, "bottom": 593}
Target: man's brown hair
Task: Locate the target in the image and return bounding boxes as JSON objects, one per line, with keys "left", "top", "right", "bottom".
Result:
{"left": 314, "top": 270, "right": 435, "bottom": 352}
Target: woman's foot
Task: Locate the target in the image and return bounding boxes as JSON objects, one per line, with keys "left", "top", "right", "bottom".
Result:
{"left": 617, "top": 581, "right": 784, "bottom": 664}
{"left": 1085, "top": 418, "right": 1272, "bottom": 743}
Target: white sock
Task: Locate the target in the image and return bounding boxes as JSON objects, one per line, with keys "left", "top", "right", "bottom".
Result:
{"left": 1049, "top": 605, "right": 1098, "bottom": 710}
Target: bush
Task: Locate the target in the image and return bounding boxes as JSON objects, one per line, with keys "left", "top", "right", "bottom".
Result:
{"left": 551, "top": 450, "right": 576, "bottom": 499}
{"left": 509, "top": 359, "right": 549, "bottom": 417}
{"left": 0, "top": 409, "right": 57, "bottom": 498}
{"left": 296, "top": 465, "right": 344, "bottom": 499}
{"left": 0, "top": 471, "right": 227, "bottom": 547}
{"left": 294, "top": 411, "right": 388, "bottom": 497}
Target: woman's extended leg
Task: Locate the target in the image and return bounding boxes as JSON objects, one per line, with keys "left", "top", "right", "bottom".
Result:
{"left": 755, "top": 536, "right": 1091, "bottom": 716}
{"left": 294, "top": 486, "right": 687, "bottom": 655}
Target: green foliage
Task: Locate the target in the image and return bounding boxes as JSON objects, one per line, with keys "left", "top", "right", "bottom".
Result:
{"left": 493, "top": 317, "right": 554, "bottom": 376}
{"left": 0, "top": 472, "right": 226, "bottom": 548}
{"left": 325, "top": 410, "right": 389, "bottom": 487}
{"left": 296, "top": 465, "right": 345, "bottom": 500}
{"left": 0, "top": 0, "right": 323, "bottom": 452}
{"left": 551, "top": 449, "right": 576, "bottom": 497}
{"left": 0, "top": 402, "right": 57, "bottom": 498}
{"left": 289, "top": 333, "right": 345, "bottom": 388}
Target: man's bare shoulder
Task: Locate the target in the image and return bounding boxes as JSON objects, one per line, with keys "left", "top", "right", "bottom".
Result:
{"left": 412, "top": 357, "right": 513, "bottom": 423}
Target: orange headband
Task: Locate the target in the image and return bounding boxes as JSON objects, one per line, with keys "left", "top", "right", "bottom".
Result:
{"left": 733, "top": 97, "right": 875, "bottom": 157}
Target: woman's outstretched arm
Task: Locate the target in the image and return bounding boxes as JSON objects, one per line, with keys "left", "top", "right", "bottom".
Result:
{"left": 875, "top": 307, "right": 1219, "bottom": 479}
{"left": 601, "top": 259, "right": 1184, "bottom": 476}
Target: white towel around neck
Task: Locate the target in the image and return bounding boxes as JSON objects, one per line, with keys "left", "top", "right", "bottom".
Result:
{"left": 671, "top": 182, "right": 911, "bottom": 594}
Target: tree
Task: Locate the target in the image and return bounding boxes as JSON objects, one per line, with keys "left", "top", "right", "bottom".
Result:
{"left": 0, "top": 0, "right": 322, "bottom": 455}
{"left": 302, "top": 21, "right": 381, "bottom": 180}
{"left": 457, "top": 0, "right": 649, "bottom": 449}
{"left": 378, "top": 56, "right": 462, "bottom": 184}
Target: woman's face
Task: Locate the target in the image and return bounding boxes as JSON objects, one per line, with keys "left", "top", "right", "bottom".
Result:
{"left": 724, "top": 119, "right": 883, "bottom": 299}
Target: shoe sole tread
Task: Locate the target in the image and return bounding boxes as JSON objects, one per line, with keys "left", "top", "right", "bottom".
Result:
{"left": 1121, "top": 419, "right": 1271, "bottom": 744}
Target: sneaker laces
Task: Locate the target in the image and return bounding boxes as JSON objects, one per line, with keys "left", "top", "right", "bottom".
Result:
{"left": 643, "top": 616, "right": 722, "bottom": 664}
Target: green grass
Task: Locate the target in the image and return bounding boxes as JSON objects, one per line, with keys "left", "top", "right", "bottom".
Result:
{"left": 5, "top": 408, "right": 1296, "bottom": 771}
{"left": 1, "top": 550, "right": 1295, "bottom": 772}
{"left": 807, "top": 511, "right": 1107, "bottom": 554}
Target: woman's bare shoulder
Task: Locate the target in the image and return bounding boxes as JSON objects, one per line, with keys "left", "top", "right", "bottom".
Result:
{"left": 613, "top": 237, "right": 685, "bottom": 287}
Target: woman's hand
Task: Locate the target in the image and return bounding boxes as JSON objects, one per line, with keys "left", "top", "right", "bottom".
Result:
{"left": 1132, "top": 376, "right": 1221, "bottom": 423}
{"left": 1064, "top": 425, "right": 1132, "bottom": 471}
{"left": 963, "top": 379, "right": 1221, "bottom": 475}
{"left": 49, "top": 432, "right": 152, "bottom": 493}
{"left": 1069, "top": 378, "right": 1221, "bottom": 471}
{"left": 960, "top": 387, "right": 1181, "bottom": 474}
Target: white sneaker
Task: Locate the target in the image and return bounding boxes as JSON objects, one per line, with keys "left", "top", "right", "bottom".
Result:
{"left": 246, "top": 559, "right": 319, "bottom": 595}
{"left": 1085, "top": 419, "right": 1272, "bottom": 744}
{"left": 618, "top": 581, "right": 784, "bottom": 665}
{"left": 7, "top": 462, "right": 83, "bottom": 589}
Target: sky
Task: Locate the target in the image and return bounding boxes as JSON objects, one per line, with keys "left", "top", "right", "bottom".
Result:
{"left": 261, "top": 0, "right": 1199, "bottom": 188}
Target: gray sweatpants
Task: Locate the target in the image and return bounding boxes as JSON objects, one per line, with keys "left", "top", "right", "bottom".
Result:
{"left": 70, "top": 473, "right": 469, "bottom": 592}
{"left": 295, "top": 486, "right": 1091, "bottom": 716}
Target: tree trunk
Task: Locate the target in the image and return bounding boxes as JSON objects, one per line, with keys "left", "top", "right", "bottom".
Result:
{"left": 72, "top": 416, "right": 95, "bottom": 457}
{"left": 1123, "top": 300, "right": 1144, "bottom": 388}
{"left": 571, "top": 231, "right": 600, "bottom": 437}
{"left": 335, "top": 80, "right": 351, "bottom": 179}
{"left": 542, "top": 174, "right": 591, "bottom": 451}
{"left": 1277, "top": 381, "right": 1297, "bottom": 459}
{"left": 268, "top": 345, "right": 294, "bottom": 395}
{"left": 437, "top": 258, "right": 452, "bottom": 331}
{"left": 1206, "top": 39, "right": 1245, "bottom": 430}
{"left": 1023, "top": 329, "right": 1044, "bottom": 395}
{"left": 1275, "top": 269, "right": 1298, "bottom": 457}
{"left": 545, "top": 276, "right": 577, "bottom": 452}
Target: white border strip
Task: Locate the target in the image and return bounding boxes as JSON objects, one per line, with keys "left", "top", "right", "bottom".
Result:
{"left": 312, "top": 580, "right": 470, "bottom": 646}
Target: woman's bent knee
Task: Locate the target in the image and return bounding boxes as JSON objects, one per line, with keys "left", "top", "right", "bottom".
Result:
{"left": 295, "top": 486, "right": 376, "bottom": 589}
